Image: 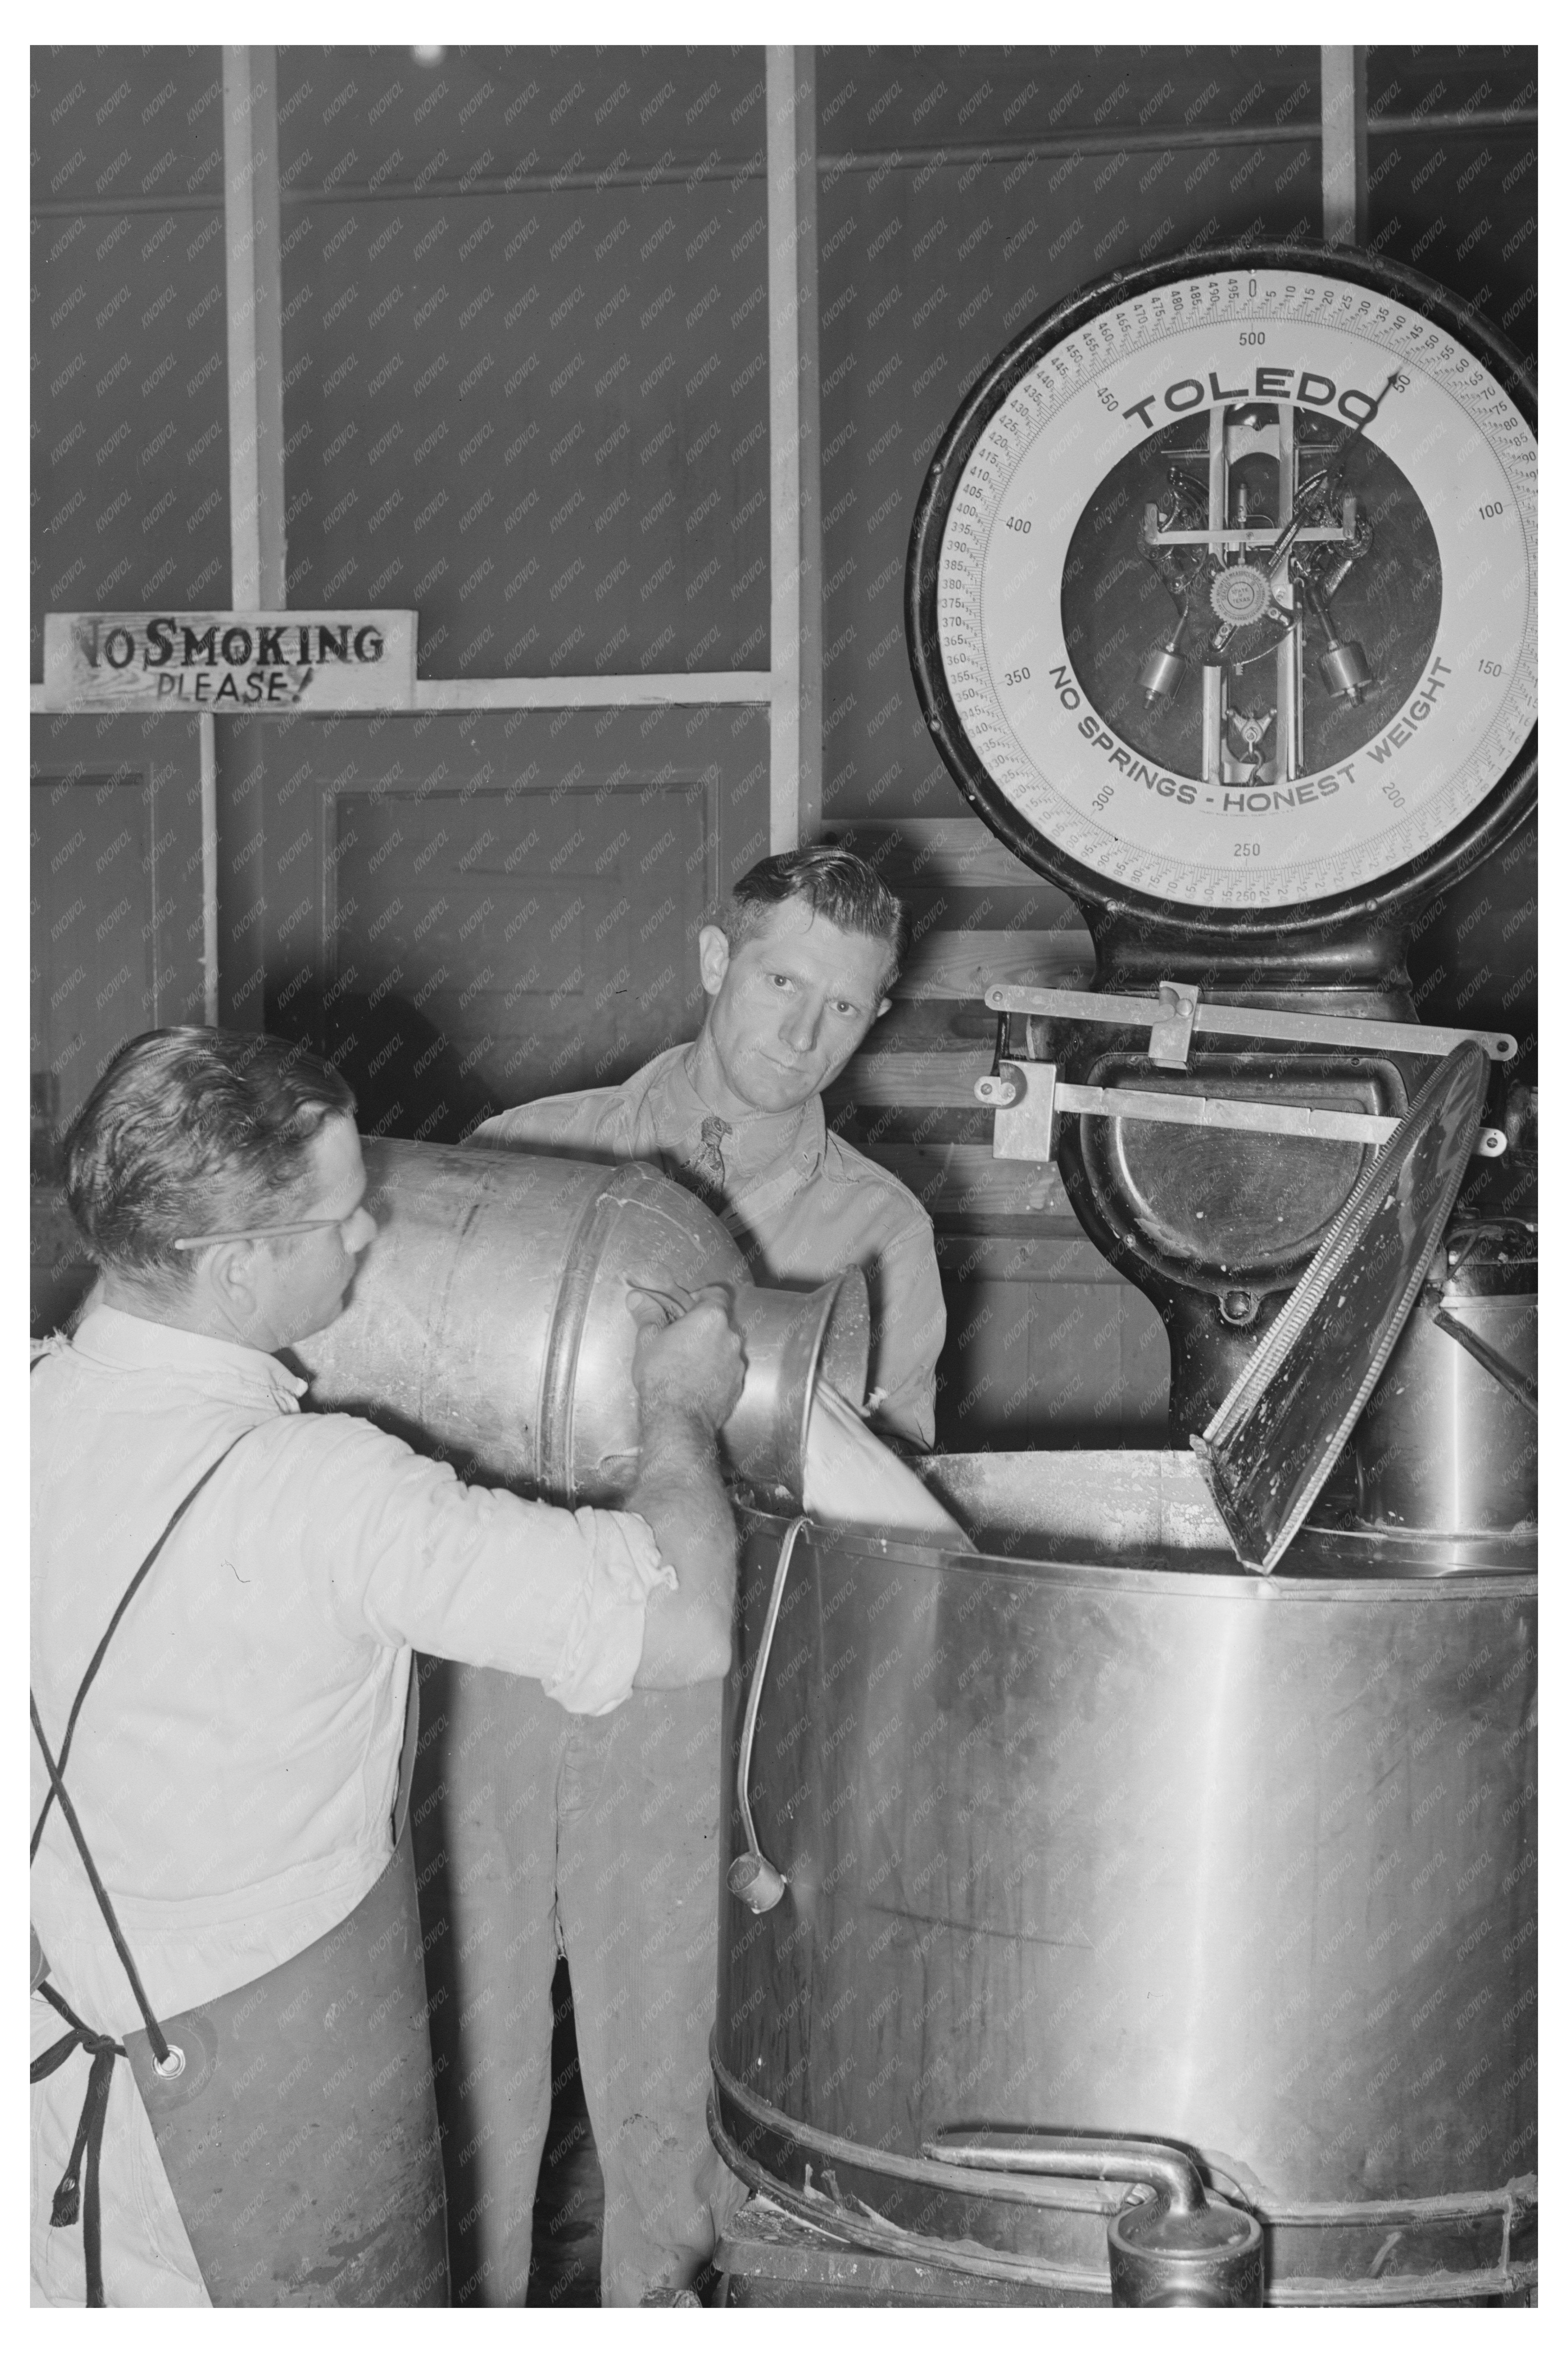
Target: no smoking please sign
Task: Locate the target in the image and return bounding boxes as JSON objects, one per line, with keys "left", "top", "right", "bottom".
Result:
{"left": 43, "top": 611, "right": 418, "bottom": 712}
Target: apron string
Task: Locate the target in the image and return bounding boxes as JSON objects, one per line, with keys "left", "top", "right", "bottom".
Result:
{"left": 31, "top": 1428, "right": 257, "bottom": 1861}
{"left": 30, "top": 1695, "right": 174, "bottom": 2071}
{"left": 31, "top": 1982, "right": 125, "bottom": 2307}
{"left": 28, "top": 1428, "right": 261, "bottom": 2308}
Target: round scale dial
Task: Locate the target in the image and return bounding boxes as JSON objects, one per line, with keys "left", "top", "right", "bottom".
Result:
{"left": 911, "top": 252, "right": 1536, "bottom": 919}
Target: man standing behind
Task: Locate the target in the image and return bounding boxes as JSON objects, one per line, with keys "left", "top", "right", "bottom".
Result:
{"left": 433, "top": 847, "right": 945, "bottom": 2304}
{"left": 483, "top": 844, "right": 943, "bottom": 1438}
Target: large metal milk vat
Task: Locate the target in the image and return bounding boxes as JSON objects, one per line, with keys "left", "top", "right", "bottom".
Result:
{"left": 712, "top": 1452, "right": 1537, "bottom": 2305}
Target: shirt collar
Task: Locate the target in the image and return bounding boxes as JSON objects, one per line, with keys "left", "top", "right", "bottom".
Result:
{"left": 66, "top": 1305, "right": 308, "bottom": 1402}
{"left": 653, "top": 1045, "right": 827, "bottom": 1180}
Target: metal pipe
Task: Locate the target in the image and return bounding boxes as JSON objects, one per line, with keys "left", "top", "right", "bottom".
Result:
{"left": 925, "top": 2129, "right": 1204, "bottom": 2216}
{"left": 708, "top": 2047, "right": 1537, "bottom": 2306}
{"left": 927, "top": 2129, "right": 1262, "bottom": 2306}
{"left": 727, "top": 1517, "right": 808, "bottom": 1914}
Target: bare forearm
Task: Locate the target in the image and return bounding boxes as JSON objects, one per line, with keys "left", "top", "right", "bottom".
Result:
{"left": 627, "top": 1402, "right": 738, "bottom": 1684}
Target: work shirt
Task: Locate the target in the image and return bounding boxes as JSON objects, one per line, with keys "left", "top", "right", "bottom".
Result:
{"left": 30, "top": 1304, "right": 674, "bottom": 2305}
{"left": 474, "top": 1042, "right": 946, "bottom": 1445}
{"left": 31, "top": 1306, "right": 674, "bottom": 2033}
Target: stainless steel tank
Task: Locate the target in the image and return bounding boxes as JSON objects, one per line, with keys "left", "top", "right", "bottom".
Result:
{"left": 292, "top": 1140, "right": 869, "bottom": 1503}
{"left": 1354, "top": 1221, "right": 1537, "bottom": 1538}
{"left": 712, "top": 1452, "right": 1537, "bottom": 2305}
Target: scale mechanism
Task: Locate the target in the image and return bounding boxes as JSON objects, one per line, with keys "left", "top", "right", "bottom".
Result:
{"left": 975, "top": 981, "right": 1513, "bottom": 1164}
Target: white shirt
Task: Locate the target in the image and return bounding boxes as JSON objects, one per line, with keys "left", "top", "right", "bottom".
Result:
{"left": 30, "top": 1305, "right": 675, "bottom": 2033}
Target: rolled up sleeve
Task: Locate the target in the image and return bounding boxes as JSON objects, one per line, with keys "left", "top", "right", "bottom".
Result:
{"left": 294, "top": 1417, "right": 676, "bottom": 1714}
{"left": 865, "top": 1216, "right": 946, "bottom": 1448}
{"left": 540, "top": 1507, "right": 677, "bottom": 1715}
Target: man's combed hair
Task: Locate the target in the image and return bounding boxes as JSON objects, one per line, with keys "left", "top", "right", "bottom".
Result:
{"left": 711, "top": 845, "right": 906, "bottom": 984}
{"left": 65, "top": 1027, "right": 356, "bottom": 1278}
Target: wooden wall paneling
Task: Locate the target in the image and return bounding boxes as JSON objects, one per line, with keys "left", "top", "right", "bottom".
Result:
{"left": 825, "top": 813, "right": 1093, "bottom": 948}
{"left": 938, "top": 1259, "right": 1035, "bottom": 1451}
{"left": 811, "top": 48, "right": 1325, "bottom": 838}
{"left": 1363, "top": 47, "right": 1536, "bottom": 362}
{"left": 1029, "top": 1278, "right": 1137, "bottom": 1441}
{"left": 891, "top": 929, "right": 1093, "bottom": 1004}
{"left": 215, "top": 712, "right": 269, "bottom": 1029}
{"left": 816, "top": 48, "right": 1327, "bottom": 166}
{"left": 826, "top": 1049, "right": 994, "bottom": 1110}
{"left": 31, "top": 773, "right": 154, "bottom": 1150}
{"left": 30, "top": 713, "right": 209, "bottom": 1157}
{"left": 320, "top": 773, "right": 715, "bottom": 1141}
{"left": 825, "top": 814, "right": 1064, "bottom": 893}
{"left": 216, "top": 704, "right": 769, "bottom": 1136}
{"left": 931, "top": 1234, "right": 1170, "bottom": 1452}
{"left": 30, "top": 49, "right": 231, "bottom": 679}
{"left": 1118, "top": 1280, "right": 1176, "bottom": 1435}
{"left": 858, "top": 1138, "right": 1076, "bottom": 1233}
{"left": 934, "top": 1233, "right": 1127, "bottom": 1286}
{"left": 268, "top": 48, "right": 770, "bottom": 207}
{"left": 273, "top": 48, "right": 770, "bottom": 679}
{"left": 30, "top": 48, "right": 227, "bottom": 211}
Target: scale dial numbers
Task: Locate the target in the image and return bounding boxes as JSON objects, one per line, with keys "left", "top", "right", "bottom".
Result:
{"left": 911, "top": 259, "right": 1536, "bottom": 917}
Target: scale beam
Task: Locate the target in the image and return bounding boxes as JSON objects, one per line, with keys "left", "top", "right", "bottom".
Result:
{"left": 976, "top": 1062, "right": 1506, "bottom": 1164}
{"left": 986, "top": 983, "right": 1515, "bottom": 1068}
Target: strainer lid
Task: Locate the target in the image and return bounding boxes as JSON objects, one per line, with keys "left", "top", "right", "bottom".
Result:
{"left": 1192, "top": 1043, "right": 1489, "bottom": 1573}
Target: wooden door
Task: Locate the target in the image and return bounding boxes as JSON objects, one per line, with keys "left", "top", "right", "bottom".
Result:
{"left": 321, "top": 776, "right": 713, "bottom": 1141}
{"left": 214, "top": 707, "right": 770, "bottom": 1147}
{"left": 30, "top": 714, "right": 207, "bottom": 1170}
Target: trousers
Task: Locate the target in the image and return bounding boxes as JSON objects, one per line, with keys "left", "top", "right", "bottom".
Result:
{"left": 411, "top": 1661, "right": 743, "bottom": 2307}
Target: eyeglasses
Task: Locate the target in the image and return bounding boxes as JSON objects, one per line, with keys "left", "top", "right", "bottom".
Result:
{"left": 171, "top": 1218, "right": 352, "bottom": 1251}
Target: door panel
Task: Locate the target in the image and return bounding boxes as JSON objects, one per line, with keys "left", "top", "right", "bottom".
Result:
{"left": 30, "top": 714, "right": 207, "bottom": 1168}
{"left": 323, "top": 780, "right": 710, "bottom": 1140}
{"left": 217, "top": 706, "right": 769, "bottom": 1146}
